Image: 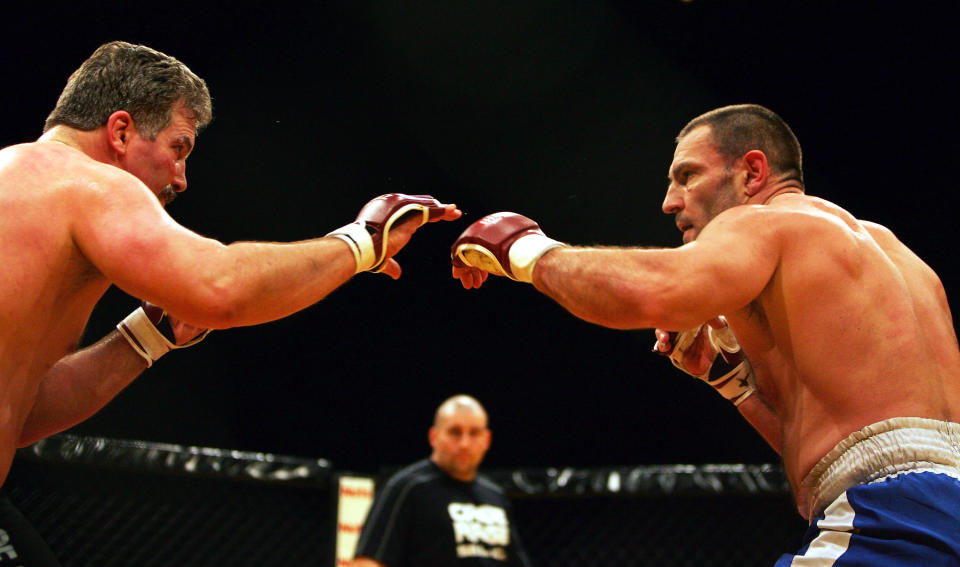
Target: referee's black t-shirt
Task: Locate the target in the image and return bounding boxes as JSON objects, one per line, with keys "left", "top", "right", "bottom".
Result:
{"left": 354, "top": 459, "right": 532, "bottom": 567}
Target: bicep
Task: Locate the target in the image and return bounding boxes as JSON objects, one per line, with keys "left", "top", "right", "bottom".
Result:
{"left": 649, "top": 213, "right": 780, "bottom": 329}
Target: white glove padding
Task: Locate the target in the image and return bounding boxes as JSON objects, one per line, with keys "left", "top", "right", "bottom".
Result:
{"left": 117, "top": 304, "right": 211, "bottom": 367}
{"left": 662, "top": 319, "right": 756, "bottom": 406}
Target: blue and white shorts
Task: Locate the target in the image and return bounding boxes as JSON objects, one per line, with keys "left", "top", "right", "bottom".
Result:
{"left": 777, "top": 418, "right": 960, "bottom": 566}
{"left": 776, "top": 470, "right": 960, "bottom": 566}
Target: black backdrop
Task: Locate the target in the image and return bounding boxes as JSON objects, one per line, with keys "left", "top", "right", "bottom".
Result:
{"left": 2, "top": 1, "right": 957, "bottom": 473}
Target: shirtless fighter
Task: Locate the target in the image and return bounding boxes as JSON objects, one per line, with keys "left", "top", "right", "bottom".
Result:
{"left": 0, "top": 41, "right": 460, "bottom": 565}
{"left": 451, "top": 104, "right": 960, "bottom": 565}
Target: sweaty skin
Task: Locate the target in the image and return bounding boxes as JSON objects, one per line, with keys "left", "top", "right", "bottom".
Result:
{"left": 537, "top": 139, "right": 960, "bottom": 506}
{"left": 0, "top": 106, "right": 459, "bottom": 488}
{"left": 456, "top": 123, "right": 960, "bottom": 512}
{"left": 703, "top": 195, "right": 960, "bottom": 499}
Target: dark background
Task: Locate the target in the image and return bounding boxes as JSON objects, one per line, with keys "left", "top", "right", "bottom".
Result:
{"left": 2, "top": 1, "right": 957, "bottom": 473}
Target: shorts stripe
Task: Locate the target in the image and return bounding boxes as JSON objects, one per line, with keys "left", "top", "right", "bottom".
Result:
{"left": 775, "top": 493, "right": 854, "bottom": 567}
{"left": 775, "top": 471, "right": 960, "bottom": 567}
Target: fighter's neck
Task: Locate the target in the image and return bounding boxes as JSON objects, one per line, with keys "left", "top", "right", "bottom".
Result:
{"left": 754, "top": 183, "right": 805, "bottom": 206}
{"left": 37, "top": 126, "right": 114, "bottom": 164}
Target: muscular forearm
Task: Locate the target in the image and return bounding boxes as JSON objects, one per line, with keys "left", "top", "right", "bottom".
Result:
{"left": 18, "top": 331, "right": 147, "bottom": 447}
{"left": 533, "top": 247, "right": 702, "bottom": 331}
{"left": 216, "top": 238, "right": 357, "bottom": 325}
{"left": 107, "top": 196, "right": 459, "bottom": 331}
{"left": 151, "top": 237, "right": 358, "bottom": 329}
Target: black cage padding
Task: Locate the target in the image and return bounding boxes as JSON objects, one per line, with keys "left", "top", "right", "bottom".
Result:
{"left": 7, "top": 435, "right": 806, "bottom": 567}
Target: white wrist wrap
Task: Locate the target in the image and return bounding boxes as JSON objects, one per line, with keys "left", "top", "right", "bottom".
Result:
{"left": 706, "top": 360, "right": 757, "bottom": 406}
{"left": 508, "top": 233, "right": 565, "bottom": 283}
{"left": 117, "top": 307, "right": 210, "bottom": 367}
{"left": 667, "top": 321, "right": 757, "bottom": 406}
{"left": 117, "top": 307, "right": 174, "bottom": 367}
{"left": 327, "top": 223, "right": 376, "bottom": 273}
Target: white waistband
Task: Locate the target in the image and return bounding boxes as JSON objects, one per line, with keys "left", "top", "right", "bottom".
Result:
{"left": 798, "top": 417, "right": 960, "bottom": 520}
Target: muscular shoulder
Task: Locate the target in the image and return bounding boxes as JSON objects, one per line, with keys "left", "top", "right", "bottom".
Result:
{"left": 860, "top": 219, "right": 941, "bottom": 286}
{"left": 712, "top": 195, "right": 868, "bottom": 257}
{"left": 721, "top": 194, "right": 844, "bottom": 230}
{"left": 1, "top": 141, "right": 149, "bottom": 203}
{"left": 859, "top": 220, "right": 899, "bottom": 246}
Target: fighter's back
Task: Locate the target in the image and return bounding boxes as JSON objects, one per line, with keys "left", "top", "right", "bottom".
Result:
{"left": 728, "top": 193, "right": 960, "bottom": 487}
{"left": 0, "top": 141, "right": 113, "bottom": 478}
{"left": 0, "top": 141, "right": 111, "bottom": 351}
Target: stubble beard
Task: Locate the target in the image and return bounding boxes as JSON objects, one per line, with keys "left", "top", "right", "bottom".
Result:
{"left": 160, "top": 185, "right": 177, "bottom": 207}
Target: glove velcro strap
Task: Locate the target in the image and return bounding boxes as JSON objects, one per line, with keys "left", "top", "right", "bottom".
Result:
{"left": 117, "top": 307, "right": 175, "bottom": 367}
{"left": 705, "top": 360, "right": 757, "bottom": 406}
{"left": 327, "top": 223, "right": 376, "bottom": 273}
{"left": 507, "top": 233, "right": 565, "bottom": 283}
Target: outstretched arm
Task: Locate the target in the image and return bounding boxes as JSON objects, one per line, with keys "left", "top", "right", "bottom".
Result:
{"left": 452, "top": 209, "right": 786, "bottom": 453}
{"left": 74, "top": 174, "right": 461, "bottom": 329}
{"left": 453, "top": 207, "right": 780, "bottom": 331}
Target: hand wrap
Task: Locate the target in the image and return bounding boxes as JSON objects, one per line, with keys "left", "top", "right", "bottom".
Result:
{"left": 327, "top": 193, "right": 447, "bottom": 273}
{"left": 663, "top": 320, "right": 756, "bottom": 406}
{"left": 117, "top": 303, "right": 211, "bottom": 367}
{"left": 451, "top": 212, "right": 565, "bottom": 282}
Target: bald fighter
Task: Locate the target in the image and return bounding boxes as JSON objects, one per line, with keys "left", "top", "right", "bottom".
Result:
{"left": 351, "top": 395, "right": 533, "bottom": 567}
{"left": 452, "top": 104, "right": 960, "bottom": 565}
{"left": 0, "top": 41, "right": 460, "bottom": 565}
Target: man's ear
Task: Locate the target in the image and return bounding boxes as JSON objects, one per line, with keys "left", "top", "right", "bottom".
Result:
{"left": 106, "top": 110, "right": 135, "bottom": 155}
{"left": 742, "top": 149, "right": 770, "bottom": 197}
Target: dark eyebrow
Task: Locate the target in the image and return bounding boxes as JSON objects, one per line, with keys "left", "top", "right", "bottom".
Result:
{"left": 668, "top": 159, "right": 695, "bottom": 181}
{"left": 174, "top": 135, "right": 194, "bottom": 155}
{"left": 667, "top": 162, "right": 683, "bottom": 181}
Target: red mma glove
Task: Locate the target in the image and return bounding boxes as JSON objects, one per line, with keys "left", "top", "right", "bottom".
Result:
{"left": 656, "top": 317, "right": 756, "bottom": 406}
{"left": 327, "top": 193, "right": 448, "bottom": 273}
{"left": 451, "top": 212, "right": 564, "bottom": 283}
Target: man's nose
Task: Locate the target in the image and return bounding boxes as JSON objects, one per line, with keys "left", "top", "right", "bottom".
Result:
{"left": 662, "top": 185, "right": 683, "bottom": 214}
{"left": 173, "top": 161, "right": 187, "bottom": 192}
